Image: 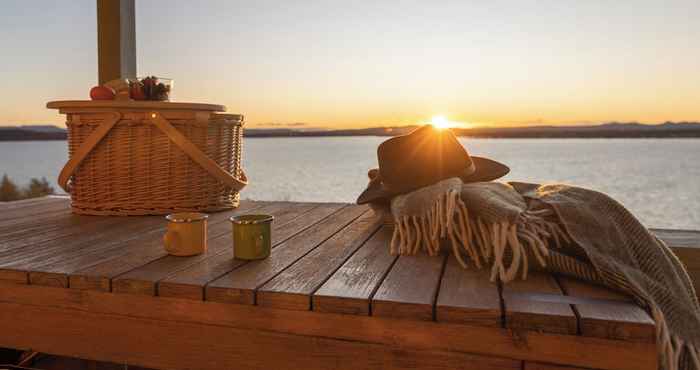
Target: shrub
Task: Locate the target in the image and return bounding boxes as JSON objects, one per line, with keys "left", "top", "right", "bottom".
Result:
{"left": 0, "top": 174, "right": 21, "bottom": 201}
{"left": 24, "top": 177, "right": 55, "bottom": 199}
{"left": 0, "top": 174, "right": 55, "bottom": 202}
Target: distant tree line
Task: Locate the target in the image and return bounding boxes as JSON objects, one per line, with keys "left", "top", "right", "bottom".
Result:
{"left": 0, "top": 174, "right": 55, "bottom": 201}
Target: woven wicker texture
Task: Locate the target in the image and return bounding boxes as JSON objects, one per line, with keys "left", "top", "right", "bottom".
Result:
{"left": 61, "top": 110, "right": 244, "bottom": 215}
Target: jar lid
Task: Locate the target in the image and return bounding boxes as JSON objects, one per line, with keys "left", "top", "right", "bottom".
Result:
{"left": 165, "top": 212, "right": 209, "bottom": 223}
{"left": 230, "top": 214, "right": 274, "bottom": 225}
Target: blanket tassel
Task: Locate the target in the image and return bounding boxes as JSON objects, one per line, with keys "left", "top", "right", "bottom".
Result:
{"left": 390, "top": 189, "right": 567, "bottom": 283}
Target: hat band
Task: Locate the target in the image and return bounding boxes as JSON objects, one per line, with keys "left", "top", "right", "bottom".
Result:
{"left": 380, "top": 160, "right": 477, "bottom": 193}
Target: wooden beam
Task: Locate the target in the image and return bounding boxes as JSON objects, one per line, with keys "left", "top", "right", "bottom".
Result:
{"left": 0, "top": 283, "right": 656, "bottom": 370}
{"left": 97, "top": 0, "right": 136, "bottom": 84}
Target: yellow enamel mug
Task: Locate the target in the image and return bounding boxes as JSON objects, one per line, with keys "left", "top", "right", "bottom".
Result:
{"left": 163, "top": 212, "right": 208, "bottom": 256}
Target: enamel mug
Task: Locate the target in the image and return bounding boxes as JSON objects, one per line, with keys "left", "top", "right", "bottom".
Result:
{"left": 163, "top": 212, "right": 208, "bottom": 256}
{"left": 230, "top": 214, "right": 274, "bottom": 260}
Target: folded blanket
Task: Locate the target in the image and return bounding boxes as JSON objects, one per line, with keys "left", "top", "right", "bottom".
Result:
{"left": 390, "top": 179, "right": 700, "bottom": 370}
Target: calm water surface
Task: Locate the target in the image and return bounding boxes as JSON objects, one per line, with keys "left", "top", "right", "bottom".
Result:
{"left": 0, "top": 138, "right": 698, "bottom": 229}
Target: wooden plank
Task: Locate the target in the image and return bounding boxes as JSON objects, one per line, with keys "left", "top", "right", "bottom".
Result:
{"left": 0, "top": 299, "right": 520, "bottom": 370}
{"left": 257, "top": 211, "right": 382, "bottom": 310}
{"left": 68, "top": 201, "right": 265, "bottom": 291}
{"left": 652, "top": 228, "right": 700, "bottom": 293}
{"left": 654, "top": 229, "right": 700, "bottom": 271}
{"left": 0, "top": 283, "right": 656, "bottom": 370}
{"left": 313, "top": 225, "right": 397, "bottom": 315}
{"left": 0, "top": 206, "right": 72, "bottom": 234}
{"left": 557, "top": 276, "right": 655, "bottom": 342}
{"left": 111, "top": 202, "right": 311, "bottom": 296}
{"left": 26, "top": 217, "right": 169, "bottom": 287}
{"left": 0, "top": 197, "right": 69, "bottom": 222}
{"left": 0, "top": 217, "right": 163, "bottom": 287}
{"left": 2, "top": 216, "right": 159, "bottom": 269}
{"left": 653, "top": 229, "right": 700, "bottom": 249}
{"left": 0, "top": 196, "right": 65, "bottom": 211}
{"left": 260, "top": 203, "right": 345, "bottom": 247}
{"left": 435, "top": 256, "right": 502, "bottom": 327}
{"left": 0, "top": 212, "right": 110, "bottom": 245}
{"left": 157, "top": 203, "right": 339, "bottom": 300}
{"left": 501, "top": 271, "right": 578, "bottom": 335}
{"left": 372, "top": 252, "right": 447, "bottom": 321}
{"left": 379, "top": 349, "right": 520, "bottom": 370}
{"left": 0, "top": 269, "right": 28, "bottom": 285}
{"left": 206, "top": 205, "right": 368, "bottom": 305}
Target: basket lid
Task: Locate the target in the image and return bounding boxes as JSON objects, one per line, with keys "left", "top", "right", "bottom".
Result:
{"left": 47, "top": 100, "right": 225, "bottom": 112}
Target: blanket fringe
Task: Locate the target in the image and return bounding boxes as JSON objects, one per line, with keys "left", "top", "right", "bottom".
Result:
{"left": 652, "top": 306, "right": 700, "bottom": 370}
{"left": 391, "top": 187, "right": 700, "bottom": 370}
{"left": 390, "top": 189, "right": 565, "bottom": 283}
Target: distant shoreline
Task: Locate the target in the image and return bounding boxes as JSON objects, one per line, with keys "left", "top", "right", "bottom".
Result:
{"left": 2, "top": 122, "right": 700, "bottom": 140}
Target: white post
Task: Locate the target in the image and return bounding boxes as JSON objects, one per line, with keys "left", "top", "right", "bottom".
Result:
{"left": 97, "top": 0, "right": 136, "bottom": 84}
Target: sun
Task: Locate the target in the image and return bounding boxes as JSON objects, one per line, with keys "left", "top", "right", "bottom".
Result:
{"left": 430, "top": 115, "right": 452, "bottom": 129}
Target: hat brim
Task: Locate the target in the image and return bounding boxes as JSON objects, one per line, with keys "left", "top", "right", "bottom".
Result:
{"left": 356, "top": 156, "right": 510, "bottom": 205}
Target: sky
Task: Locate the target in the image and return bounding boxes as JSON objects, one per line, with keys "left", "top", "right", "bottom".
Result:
{"left": 1, "top": 0, "right": 699, "bottom": 129}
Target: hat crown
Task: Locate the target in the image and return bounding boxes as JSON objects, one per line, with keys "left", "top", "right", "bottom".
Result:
{"left": 377, "top": 125, "right": 473, "bottom": 193}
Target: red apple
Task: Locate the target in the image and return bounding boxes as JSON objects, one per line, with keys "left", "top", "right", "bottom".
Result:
{"left": 130, "top": 82, "right": 146, "bottom": 100}
{"left": 90, "top": 85, "right": 115, "bottom": 100}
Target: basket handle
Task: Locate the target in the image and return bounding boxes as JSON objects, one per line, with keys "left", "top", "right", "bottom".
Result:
{"left": 58, "top": 111, "right": 248, "bottom": 194}
{"left": 58, "top": 112, "right": 122, "bottom": 193}
{"left": 148, "top": 112, "right": 248, "bottom": 192}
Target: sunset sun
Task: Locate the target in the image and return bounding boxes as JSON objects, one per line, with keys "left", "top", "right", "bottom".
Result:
{"left": 430, "top": 115, "right": 452, "bottom": 129}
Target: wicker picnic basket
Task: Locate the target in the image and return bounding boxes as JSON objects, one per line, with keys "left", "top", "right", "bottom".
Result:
{"left": 47, "top": 101, "right": 247, "bottom": 215}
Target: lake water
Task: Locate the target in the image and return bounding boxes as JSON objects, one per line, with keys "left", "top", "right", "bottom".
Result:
{"left": 1, "top": 138, "right": 698, "bottom": 230}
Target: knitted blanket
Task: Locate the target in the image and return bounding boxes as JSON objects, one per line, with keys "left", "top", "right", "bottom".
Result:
{"left": 390, "top": 179, "right": 700, "bottom": 370}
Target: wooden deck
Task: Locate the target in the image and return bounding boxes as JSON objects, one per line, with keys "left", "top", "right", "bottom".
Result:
{"left": 0, "top": 197, "right": 698, "bottom": 370}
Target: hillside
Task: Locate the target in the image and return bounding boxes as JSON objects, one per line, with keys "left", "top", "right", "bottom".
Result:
{"left": 2, "top": 122, "right": 700, "bottom": 141}
{"left": 243, "top": 122, "right": 700, "bottom": 138}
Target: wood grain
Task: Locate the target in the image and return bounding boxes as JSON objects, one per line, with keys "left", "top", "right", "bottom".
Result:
{"left": 1, "top": 217, "right": 163, "bottom": 287}
{"left": 654, "top": 229, "right": 700, "bottom": 270}
{"left": 0, "top": 196, "right": 66, "bottom": 210}
{"left": 0, "top": 212, "right": 112, "bottom": 247}
{"left": 68, "top": 200, "right": 265, "bottom": 291}
{"left": 111, "top": 202, "right": 308, "bottom": 295}
{"left": 0, "top": 283, "right": 656, "bottom": 370}
{"left": 653, "top": 228, "right": 700, "bottom": 249}
{"left": 501, "top": 271, "right": 578, "bottom": 335}
{"left": 372, "top": 252, "right": 447, "bottom": 321}
{"left": 653, "top": 229, "right": 700, "bottom": 290}
{"left": 156, "top": 203, "right": 339, "bottom": 300}
{"left": 435, "top": 256, "right": 502, "bottom": 327}
{"left": 206, "top": 205, "right": 368, "bottom": 305}
{"left": 27, "top": 217, "right": 166, "bottom": 287}
{"left": 0, "top": 201, "right": 691, "bottom": 370}
{"left": 0, "top": 299, "right": 521, "bottom": 370}
{"left": 313, "top": 225, "right": 397, "bottom": 315}
{"left": 0, "top": 207, "right": 73, "bottom": 237}
{"left": 0, "top": 197, "right": 69, "bottom": 223}
{"left": 557, "top": 276, "right": 655, "bottom": 342}
{"left": 257, "top": 211, "right": 382, "bottom": 310}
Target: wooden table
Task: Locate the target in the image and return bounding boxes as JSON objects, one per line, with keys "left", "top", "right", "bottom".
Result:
{"left": 0, "top": 197, "right": 698, "bottom": 370}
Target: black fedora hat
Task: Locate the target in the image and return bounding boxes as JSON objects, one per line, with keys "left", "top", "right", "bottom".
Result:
{"left": 356, "top": 125, "right": 509, "bottom": 205}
